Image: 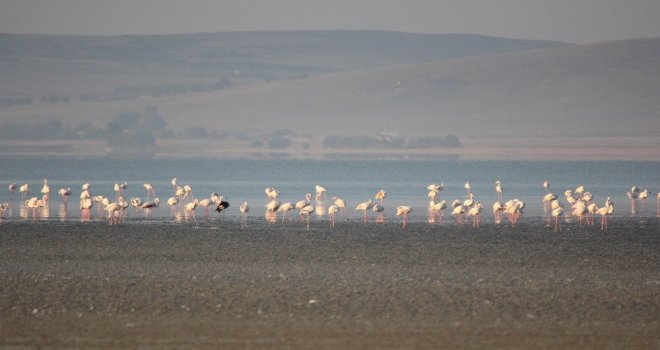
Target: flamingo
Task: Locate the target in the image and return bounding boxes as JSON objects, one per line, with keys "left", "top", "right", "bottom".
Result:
{"left": 81, "top": 183, "right": 90, "bottom": 191}
{"left": 355, "top": 199, "right": 375, "bottom": 224}
{"left": 571, "top": 201, "right": 588, "bottom": 228}
{"left": 0, "top": 202, "right": 9, "bottom": 222}
{"left": 265, "top": 200, "right": 280, "bottom": 223}
{"left": 452, "top": 204, "right": 466, "bottom": 226}
{"left": 315, "top": 185, "right": 327, "bottom": 201}
{"left": 464, "top": 181, "right": 472, "bottom": 195}
{"left": 463, "top": 193, "right": 475, "bottom": 208}
{"left": 468, "top": 202, "right": 483, "bottom": 228}
{"left": 19, "top": 183, "right": 29, "bottom": 200}
{"left": 375, "top": 189, "right": 387, "bottom": 205}
{"left": 295, "top": 194, "right": 313, "bottom": 221}
{"left": 58, "top": 188, "right": 71, "bottom": 204}
{"left": 185, "top": 199, "right": 199, "bottom": 222}
{"left": 104, "top": 202, "right": 122, "bottom": 225}
{"left": 264, "top": 187, "right": 279, "bottom": 202}
{"left": 80, "top": 197, "right": 93, "bottom": 222}
{"left": 372, "top": 202, "right": 385, "bottom": 223}
{"left": 26, "top": 197, "right": 39, "bottom": 219}
{"left": 495, "top": 181, "right": 503, "bottom": 201}
{"left": 215, "top": 197, "right": 230, "bottom": 217}
{"left": 183, "top": 185, "right": 193, "bottom": 201}
{"left": 277, "top": 202, "right": 294, "bottom": 223}
{"left": 543, "top": 192, "right": 557, "bottom": 222}
{"left": 328, "top": 205, "right": 339, "bottom": 228}
{"left": 299, "top": 204, "right": 315, "bottom": 230}
{"left": 40, "top": 179, "right": 50, "bottom": 203}
{"left": 587, "top": 203, "right": 599, "bottom": 226}
{"left": 396, "top": 205, "right": 413, "bottom": 229}
{"left": 492, "top": 201, "right": 504, "bottom": 223}
{"left": 80, "top": 189, "right": 90, "bottom": 200}
{"left": 8, "top": 183, "right": 17, "bottom": 200}
{"left": 552, "top": 205, "right": 564, "bottom": 232}
{"left": 171, "top": 178, "right": 177, "bottom": 192}
{"left": 167, "top": 197, "right": 179, "bottom": 215}
{"left": 143, "top": 183, "right": 155, "bottom": 199}
{"left": 332, "top": 197, "right": 346, "bottom": 217}
{"left": 626, "top": 190, "right": 638, "bottom": 216}
{"left": 639, "top": 189, "right": 649, "bottom": 213}
{"left": 240, "top": 202, "right": 250, "bottom": 226}
{"left": 543, "top": 180, "right": 550, "bottom": 193}
{"left": 575, "top": 185, "right": 585, "bottom": 199}
{"left": 427, "top": 183, "right": 444, "bottom": 193}
{"left": 130, "top": 197, "right": 143, "bottom": 212}
{"left": 118, "top": 197, "right": 129, "bottom": 223}
{"left": 595, "top": 202, "right": 614, "bottom": 231}
{"left": 198, "top": 198, "right": 213, "bottom": 218}
{"left": 429, "top": 199, "right": 447, "bottom": 223}
{"left": 140, "top": 198, "right": 160, "bottom": 220}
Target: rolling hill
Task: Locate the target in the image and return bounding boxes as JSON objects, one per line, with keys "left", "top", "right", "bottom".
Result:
{"left": 1, "top": 32, "right": 658, "bottom": 159}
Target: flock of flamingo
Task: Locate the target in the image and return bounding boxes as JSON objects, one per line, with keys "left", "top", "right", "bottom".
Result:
{"left": 0, "top": 178, "right": 657, "bottom": 231}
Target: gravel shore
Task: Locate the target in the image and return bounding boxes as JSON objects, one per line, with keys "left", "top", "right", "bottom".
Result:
{"left": 1, "top": 218, "right": 658, "bottom": 349}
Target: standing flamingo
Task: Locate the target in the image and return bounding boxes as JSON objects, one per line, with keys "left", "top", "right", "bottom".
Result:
{"left": 144, "top": 183, "right": 155, "bottom": 199}
{"left": 452, "top": 204, "right": 466, "bottom": 227}
{"left": 240, "top": 202, "right": 250, "bottom": 226}
{"left": 552, "top": 205, "right": 564, "bottom": 232}
{"left": 328, "top": 205, "right": 339, "bottom": 228}
{"left": 372, "top": 202, "right": 385, "bottom": 223}
{"left": 105, "top": 202, "right": 122, "bottom": 225}
{"left": 198, "top": 198, "right": 213, "bottom": 218}
{"left": 429, "top": 199, "right": 447, "bottom": 223}
{"left": 299, "top": 204, "right": 315, "bottom": 230}
{"left": 468, "top": 202, "right": 483, "bottom": 228}
{"left": 171, "top": 178, "right": 177, "bottom": 192}
{"left": 185, "top": 199, "right": 199, "bottom": 223}
{"left": 19, "top": 184, "right": 29, "bottom": 200}
{"left": 627, "top": 190, "right": 638, "bottom": 216}
{"left": 495, "top": 181, "right": 503, "bottom": 201}
{"left": 355, "top": 199, "right": 375, "bottom": 224}
{"left": 595, "top": 201, "right": 614, "bottom": 231}
{"left": 543, "top": 180, "right": 550, "bottom": 193}
{"left": 40, "top": 179, "right": 50, "bottom": 203}
{"left": 315, "top": 185, "right": 327, "bottom": 201}
{"left": 167, "top": 197, "right": 179, "bottom": 216}
{"left": 8, "top": 183, "right": 17, "bottom": 200}
{"left": 396, "top": 205, "right": 413, "bottom": 229}
{"left": 375, "top": 190, "right": 387, "bottom": 205}
{"left": 58, "top": 188, "right": 71, "bottom": 205}
{"left": 464, "top": 181, "right": 472, "bottom": 195}
{"left": 215, "top": 197, "right": 230, "bottom": 218}
{"left": 277, "top": 202, "right": 294, "bottom": 223}
{"left": 140, "top": 198, "right": 160, "bottom": 221}
{"left": 0, "top": 203, "right": 9, "bottom": 222}
{"left": 332, "top": 197, "right": 346, "bottom": 218}
{"left": 639, "top": 189, "right": 649, "bottom": 213}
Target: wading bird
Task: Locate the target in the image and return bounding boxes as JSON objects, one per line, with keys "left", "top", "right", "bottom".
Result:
{"left": 396, "top": 205, "right": 413, "bottom": 229}
{"left": 355, "top": 199, "right": 375, "bottom": 224}
{"left": 240, "top": 202, "right": 250, "bottom": 226}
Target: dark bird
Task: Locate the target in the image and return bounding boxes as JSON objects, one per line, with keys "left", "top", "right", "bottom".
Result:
{"left": 215, "top": 196, "right": 230, "bottom": 213}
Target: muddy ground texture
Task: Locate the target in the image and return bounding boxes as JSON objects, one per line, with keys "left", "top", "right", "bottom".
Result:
{"left": 0, "top": 218, "right": 658, "bottom": 349}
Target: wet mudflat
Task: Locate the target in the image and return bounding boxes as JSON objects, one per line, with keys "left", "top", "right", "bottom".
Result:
{"left": 0, "top": 218, "right": 658, "bottom": 349}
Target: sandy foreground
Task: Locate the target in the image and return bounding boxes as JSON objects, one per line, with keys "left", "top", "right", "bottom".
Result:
{"left": 0, "top": 218, "right": 658, "bottom": 349}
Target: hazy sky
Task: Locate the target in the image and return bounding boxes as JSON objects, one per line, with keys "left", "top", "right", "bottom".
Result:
{"left": 1, "top": 0, "right": 660, "bottom": 43}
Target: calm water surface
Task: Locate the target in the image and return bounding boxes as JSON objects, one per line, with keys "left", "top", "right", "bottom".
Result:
{"left": 0, "top": 156, "right": 658, "bottom": 222}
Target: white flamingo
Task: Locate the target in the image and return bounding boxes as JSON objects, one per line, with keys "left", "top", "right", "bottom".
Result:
{"left": 396, "top": 205, "right": 413, "bottom": 229}
{"left": 315, "top": 185, "right": 327, "bottom": 201}
{"left": 140, "top": 198, "right": 160, "bottom": 220}
{"left": 185, "top": 199, "right": 199, "bottom": 222}
{"left": 595, "top": 201, "right": 614, "bottom": 231}
{"left": 58, "top": 188, "right": 71, "bottom": 204}
{"left": 552, "top": 205, "right": 564, "bottom": 232}
{"left": 40, "top": 179, "right": 50, "bottom": 203}
{"left": 143, "top": 183, "right": 155, "bottom": 199}
{"left": 332, "top": 197, "right": 346, "bottom": 217}
{"left": 468, "top": 202, "right": 484, "bottom": 228}
{"left": 375, "top": 189, "right": 387, "bottom": 205}
{"left": 167, "top": 197, "right": 179, "bottom": 216}
{"left": 299, "top": 204, "right": 314, "bottom": 230}
{"left": 198, "top": 198, "right": 213, "bottom": 218}
{"left": 277, "top": 202, "right": 294, "bottom": 223}
{"left": 240, "top": 202, "right": 250, "bottom": 226}
{"left": 19, "top": 183, "right": 29, "bottom": 200}
{"left": 355, "top": 199, "right": 375, "bottom": 224}
{"left": 372, "top": 202, "right": 385, "bottom": 223}
{"left": 543, "top": 180, "right": 550, "bottom": 193}
{"left": 429, "top": 199, "right": 447, "bottom": 223}
{"left": 328, "top": 205, "right": 339, "bottom": 228}
{"left": 495, "top": 181, "right": 503, "bottom": 201}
